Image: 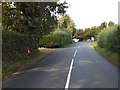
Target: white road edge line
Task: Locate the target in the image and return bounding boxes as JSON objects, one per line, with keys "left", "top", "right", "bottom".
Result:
{"left": 73, "top": 49, "right": 78, "bottom": 57}
{"left": 65, "top": 59, "right": 74, "bottom": 89}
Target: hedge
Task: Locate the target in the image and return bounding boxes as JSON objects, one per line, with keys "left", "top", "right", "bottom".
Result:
{"left": 97, "top": 25, "right": 119, "bottom": 53}
{"left": 2, "top": 30, "right": 39, "bottom": 63}
{"left": 39, "top": 30, "right": 72, "bottom": 48}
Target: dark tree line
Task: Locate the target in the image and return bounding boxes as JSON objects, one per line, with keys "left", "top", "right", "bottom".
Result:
{"left": 74, "top": 21, "right": 115, "bottom": 41}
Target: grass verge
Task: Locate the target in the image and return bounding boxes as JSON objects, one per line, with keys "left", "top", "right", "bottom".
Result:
{"left": 2, "top": 42, "right": 74, "bottom": 81}
{"left": 2, "top": 50, "right": 53, "bottom": 81}
{"left": 91, "top": 42, "right": 119, "bottom": 66}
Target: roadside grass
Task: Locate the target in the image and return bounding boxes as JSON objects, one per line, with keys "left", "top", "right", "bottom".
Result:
{"left": 91, "top": 42, "right": 119, "bottom": 66}
{"left": 3, "top": 41, "right": 74, "bottom": 81}
{"left": 2, "top": 50, "right": 52, "bottom": 81}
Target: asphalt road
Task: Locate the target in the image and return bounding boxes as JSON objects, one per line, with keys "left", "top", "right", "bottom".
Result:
{"left": 3, "top": 42, "right": 119, "bottom": 88}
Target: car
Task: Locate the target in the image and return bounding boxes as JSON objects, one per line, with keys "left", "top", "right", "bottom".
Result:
{"left": 73, "top": 38, "right": 79, "bottom": 42}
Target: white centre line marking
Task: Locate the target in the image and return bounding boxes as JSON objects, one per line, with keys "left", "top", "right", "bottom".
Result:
{"left": 73, "top": 49, "right": 78, "bottom": 57}
{"left": 65, "top": 59, "right": 74, "bottom": 89}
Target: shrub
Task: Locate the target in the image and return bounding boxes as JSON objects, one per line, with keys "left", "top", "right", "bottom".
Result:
{"left": 97, "top": 25, "right": 119, "bottom": 53}
{"left": 39, "top": 29, "right": 72, "bottom": 48}
{"left": 2, "top": 30, "right": 39, "bottom": 63}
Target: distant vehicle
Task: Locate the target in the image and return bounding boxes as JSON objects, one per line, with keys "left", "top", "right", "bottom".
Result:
{"left": 73, "top": 38, "right": 79, "bottom": 42}
{"left": 87, "top": 39, "right": 91, "bottom": 42}
{"left": 91, "top": 37, "right": 95, "bottom": 41}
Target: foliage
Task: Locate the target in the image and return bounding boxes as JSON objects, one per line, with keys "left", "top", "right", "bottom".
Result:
{"left": 2, "top": 2, "right": 69, "bottom": 79}
{"left": 2, "top": 2, "right": 68, "bottom": 62}
{"left": 97, "top": 25, "right": 119, "bottom": 53}
{"left": 58, "top": 15, "right": 76, "bottom": 36}
{"left": 39, "top": 29, "right": 72, "bottom": 48}
{"left": 2, "top": 2, "right": 68, "bottom": 39}
{"left": 74, "top": 22, "right": 108, "bottom": 41}
{"left": 99, "top": 22, "right": 107, "bottom": 29}
{"left": 2, "top": 30, "right": 39, "bottom": 63}
{"left": 108, "top": 21, "right": 115, "bottom": 27}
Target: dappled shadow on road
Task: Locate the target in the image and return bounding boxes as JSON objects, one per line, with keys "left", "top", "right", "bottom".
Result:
{"left": 3, "top": 61, "right": 70, "bottom": 88}
{"left": 23, "top": 65, "right": 69, "bottom": 73}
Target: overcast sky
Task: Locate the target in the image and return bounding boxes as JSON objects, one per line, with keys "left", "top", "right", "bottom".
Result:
{"left": 59, "top": 0, "right": 119, "bottom": 29}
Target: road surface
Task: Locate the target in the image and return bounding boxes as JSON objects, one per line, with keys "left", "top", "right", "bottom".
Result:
{"left": 3, "top": 42, "right": 119, "bottom": 88}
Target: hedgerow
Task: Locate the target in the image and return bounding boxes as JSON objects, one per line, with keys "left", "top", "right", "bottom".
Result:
{"left": 39, "top": 29, "right": 72, "bottom": 48}
{"left": 97, "top": 25, "right": 119, "bottom": 53}
{"left": 2, "top": 30, "right": 39, "bottom": 63}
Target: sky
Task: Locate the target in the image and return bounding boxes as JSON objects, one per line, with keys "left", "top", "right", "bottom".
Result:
{"left": 59, "top": 0, "right": 120, "bottom": 29}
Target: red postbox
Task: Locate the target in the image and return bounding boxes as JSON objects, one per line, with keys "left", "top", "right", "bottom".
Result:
{"left": 26, "top": 46, "right": 30, "bottom": 55}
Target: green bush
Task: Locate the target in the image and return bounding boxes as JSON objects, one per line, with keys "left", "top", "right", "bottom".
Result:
{"left": 91, "top": 42, "right": 119, "bottom": 65}
{"left": 97, "top": 25, "right": 119, "bottom": 53}
{"left": 2, "top": 30, "right": 39, "bottom": 63}
{"left": 39, "top": 30, "right": 72, "bottom": 48}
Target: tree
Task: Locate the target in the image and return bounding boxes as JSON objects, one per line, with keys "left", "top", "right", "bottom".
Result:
{"left": 74, "top": 22, "right": 109, "bottom": 41}
{"left": 2, "top": 2, "right": 68, "bottom": 38}
{"left": 58, "top": 14, "right": 76, "bottom": 36}
{"left": 108, "top": 21, "right": 115, "bottom": 27}
{"left": 74, "top": 29, "right": 84, "bottom": 41}
{"left": 99, "top": 22, "right": 107, "bottom": 30}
